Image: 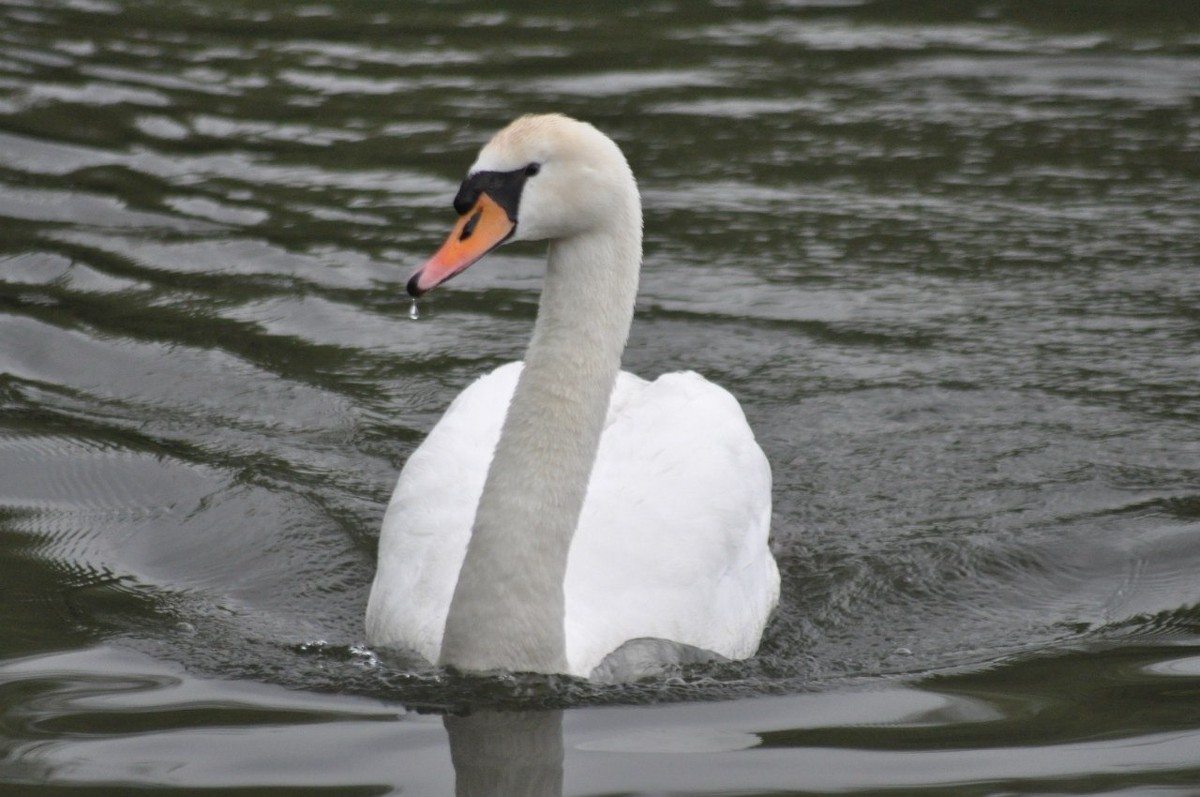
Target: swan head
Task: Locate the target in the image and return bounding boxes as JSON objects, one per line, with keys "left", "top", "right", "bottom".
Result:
{"left": 407, "top": 113, "right": 639, "bottom": 297}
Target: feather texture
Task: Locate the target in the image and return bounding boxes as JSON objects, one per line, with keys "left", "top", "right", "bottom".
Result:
{"left": 366, "top": 362, "right": 778, "bottom": 677}
{"left": 365, "top": 114, "right": 779, "bottom": 679}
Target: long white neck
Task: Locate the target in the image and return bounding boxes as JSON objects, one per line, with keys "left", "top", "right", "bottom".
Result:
{"left": 440, "top": 196, "right": 642, "bottom": 674}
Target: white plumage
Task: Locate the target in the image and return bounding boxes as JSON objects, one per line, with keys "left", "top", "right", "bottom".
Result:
{"left": 368, "top": 362, "right": 777, "bottom": 677}
{"left": 365, "top": 114, "right": 779, "bottom": 679}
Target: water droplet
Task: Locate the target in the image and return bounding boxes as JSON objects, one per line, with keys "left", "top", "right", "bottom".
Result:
{"left": 408, "top": 299, "right": 420, "bottom": 321}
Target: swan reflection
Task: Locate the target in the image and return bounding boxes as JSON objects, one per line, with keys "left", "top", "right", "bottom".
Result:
{"left": 444, "top": 709, "right": 564, "bottom": 797}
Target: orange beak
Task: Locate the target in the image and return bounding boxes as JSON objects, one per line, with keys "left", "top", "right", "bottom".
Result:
{"left": 407, "top": 193, "right": 516, "bottom": 297}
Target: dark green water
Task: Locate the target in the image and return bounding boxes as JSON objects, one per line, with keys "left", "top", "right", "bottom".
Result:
{"left": 2, "top": 1, "right": 1199, "bottom": 794}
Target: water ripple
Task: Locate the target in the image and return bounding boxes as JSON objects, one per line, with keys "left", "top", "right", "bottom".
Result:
{"left": 2, "top": 0, "right": 1199, "bottom": 791}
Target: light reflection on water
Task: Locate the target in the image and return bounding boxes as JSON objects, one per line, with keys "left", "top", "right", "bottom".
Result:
{"left": 1, "top": 0, "right": 1199, "bottom": 793}
{"left": 4, "top": 643, "right": 1200, "bottom": 793}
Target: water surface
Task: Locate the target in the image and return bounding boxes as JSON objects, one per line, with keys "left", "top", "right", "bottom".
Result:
{"left": 2, "top": 0, "right": 1199, "bottom": 794}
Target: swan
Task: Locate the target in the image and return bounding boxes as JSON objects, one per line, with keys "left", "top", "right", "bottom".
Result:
{"left": 365, "top": 113, "right": 779, "bottom": 680}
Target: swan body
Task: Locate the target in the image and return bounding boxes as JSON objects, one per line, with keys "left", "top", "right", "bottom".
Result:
{"left": 366, "top": 114, "right": 779, "bottom": 679}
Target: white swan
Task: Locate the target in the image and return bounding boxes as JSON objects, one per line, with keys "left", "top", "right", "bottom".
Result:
{"left": 365, "top": 114, "right": 779, "bottom": 680}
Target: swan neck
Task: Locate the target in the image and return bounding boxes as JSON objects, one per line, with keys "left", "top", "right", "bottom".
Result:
{"left": 440, "top": 208, "right": 641, "bottom": 675}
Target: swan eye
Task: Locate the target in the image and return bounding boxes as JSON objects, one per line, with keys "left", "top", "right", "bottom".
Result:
{"left": 524, "top": 162, "right": 541, "bottom": 177}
